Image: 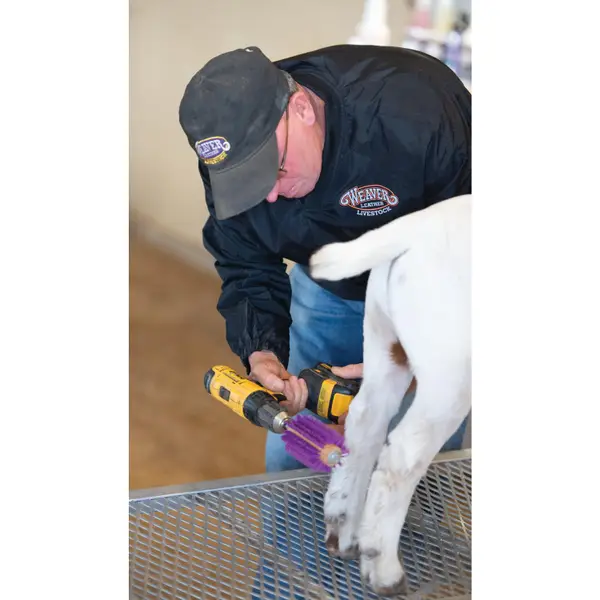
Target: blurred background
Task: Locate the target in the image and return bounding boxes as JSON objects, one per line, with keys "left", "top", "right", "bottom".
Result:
{"left": 129, "top": 0, "right": 472, "bottom": 491}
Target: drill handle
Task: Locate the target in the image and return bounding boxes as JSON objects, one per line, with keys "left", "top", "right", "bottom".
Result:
{"left": 299, "top": 363, "right": 361, "bottom": 423}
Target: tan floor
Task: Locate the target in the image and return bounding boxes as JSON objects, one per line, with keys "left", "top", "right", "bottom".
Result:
{"left": 129, "top": 235, "right": 266, "bottom": 491}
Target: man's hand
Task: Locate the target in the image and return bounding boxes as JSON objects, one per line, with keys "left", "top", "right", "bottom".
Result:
{"left": 326, "top": 410, "right": 348, "bottom": 436}
{"left": 248, "top": 350, "right": 308, "bottom": 415}
{"left": 331, "top": 363, "right": 363, "bottom": 379}
{"left": 325, "top": 363, "right": 363, "bottom": 435}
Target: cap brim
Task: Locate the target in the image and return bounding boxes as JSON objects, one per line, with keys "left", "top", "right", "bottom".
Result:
{"left": 210, "top": 133, "right": 279, "bottom": 220}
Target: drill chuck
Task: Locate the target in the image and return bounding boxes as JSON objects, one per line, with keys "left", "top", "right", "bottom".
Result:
{"left": 252, "top": 401, "right": 290, "bottom": 433}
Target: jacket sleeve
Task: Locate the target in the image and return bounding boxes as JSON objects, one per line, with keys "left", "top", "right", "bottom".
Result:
{"left": 423, "top": 86, "right": 472, "bottom": 205}
{"left": 199, "top": 165, "right": 292, "bottom": 372}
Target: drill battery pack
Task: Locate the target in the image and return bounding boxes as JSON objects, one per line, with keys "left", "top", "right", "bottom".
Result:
{"left": 299, "top": 363, "right": 361, "bottom": 423}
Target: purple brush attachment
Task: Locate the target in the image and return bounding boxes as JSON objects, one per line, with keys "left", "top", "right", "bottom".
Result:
{"left": 282, "top": 414, "right": 349, "bottom": 472}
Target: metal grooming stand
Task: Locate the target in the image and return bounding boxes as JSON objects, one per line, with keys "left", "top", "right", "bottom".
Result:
{"left": 129, "top": 450, "right": 471, "bottom": 599}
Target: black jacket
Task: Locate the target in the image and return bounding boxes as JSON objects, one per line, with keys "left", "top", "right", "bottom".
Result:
{"left": 200, "top": 44, "right": 471, "bottom": 371}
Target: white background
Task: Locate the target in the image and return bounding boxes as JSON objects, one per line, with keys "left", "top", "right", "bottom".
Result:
{"left": 1, "top": 0, "right": 599, "bottom": 598}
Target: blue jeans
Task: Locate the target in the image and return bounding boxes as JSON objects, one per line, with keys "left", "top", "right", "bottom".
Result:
{"left": 265, "top": 264, "right": 468, "bottom": 473}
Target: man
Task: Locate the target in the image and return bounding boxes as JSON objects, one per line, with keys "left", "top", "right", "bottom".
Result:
{"left": 179, "top": 44, "right": 471, "bottom": 473}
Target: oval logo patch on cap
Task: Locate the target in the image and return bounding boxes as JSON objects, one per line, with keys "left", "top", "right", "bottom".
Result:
{"left": 195, "top": 136, "right": 231, "bottom": 165}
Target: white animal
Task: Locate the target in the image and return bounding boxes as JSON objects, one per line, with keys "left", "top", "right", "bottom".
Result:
{"left": 309, "top": 194, "right": 471, "bottom": 596}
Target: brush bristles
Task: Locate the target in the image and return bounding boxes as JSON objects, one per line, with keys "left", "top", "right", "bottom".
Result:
{"left": 282, "top": 414, "right": 348, "bottom": 472}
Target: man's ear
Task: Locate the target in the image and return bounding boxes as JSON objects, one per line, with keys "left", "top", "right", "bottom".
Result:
{"left": 290, "top": 90, "right": 316, "bottom": 126}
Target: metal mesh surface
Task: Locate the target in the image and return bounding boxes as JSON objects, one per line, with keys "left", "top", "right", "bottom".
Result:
{"left": 130, "top": 453, "right": 471, "bottom": 600}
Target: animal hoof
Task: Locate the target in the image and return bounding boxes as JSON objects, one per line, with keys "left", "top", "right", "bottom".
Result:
{"left": 325, "top": 532, "right": 340, "bottom": 554}
{"left": 372, "top": 578, "right": 409, "bottom": 598}
{"left": 325, "top": 532, "right": 359, "bottom": 560}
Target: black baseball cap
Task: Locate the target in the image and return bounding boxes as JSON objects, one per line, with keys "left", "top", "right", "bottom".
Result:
{"left": 179, "top": 47, "right": 296, "bottom": 220}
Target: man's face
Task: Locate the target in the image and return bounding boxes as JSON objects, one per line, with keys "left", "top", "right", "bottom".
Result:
{"left": 265, "top": 90, "right": 324, "bottom": 204}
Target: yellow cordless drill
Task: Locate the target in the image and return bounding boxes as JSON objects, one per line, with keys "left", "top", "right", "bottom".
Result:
{"left": 203, "top": 363, "right": 360, "bottom": 433}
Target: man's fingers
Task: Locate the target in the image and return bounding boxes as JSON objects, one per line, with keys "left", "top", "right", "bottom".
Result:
{"left": 331, "top": 363, "right": 363, "bottom": 379}
{"left": 299, "top": 378, "right": 308, "bottom": 408}
{"left": 281, "top": 376, "right": 306, "bottom": 414}
{"left": 326, "top": 411, "right": 348, "bottom": 436}
{"left": 259, "top": 369, "right": 286, "bottom": 393}
{"left": 326, "top": 423, "right": 345, "bottom": 436}
{"left": 249, "top": 357, "right": 292, "bottom": 394}
{"left": 278, "top": 399, "right": 293, "bottom": 412}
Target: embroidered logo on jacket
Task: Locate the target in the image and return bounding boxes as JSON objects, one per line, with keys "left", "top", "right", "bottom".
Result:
{"left": 339, "top": 185, "right": 399, "bottom": 216}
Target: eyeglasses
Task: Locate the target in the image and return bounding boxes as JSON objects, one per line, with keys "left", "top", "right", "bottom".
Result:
{"left": 278, "top": 105, "right": 289, "bottom": 175}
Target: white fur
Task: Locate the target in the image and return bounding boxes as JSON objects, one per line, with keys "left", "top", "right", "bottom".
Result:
{"left": 309, "top": 194, "right": 471, "bottom": 596}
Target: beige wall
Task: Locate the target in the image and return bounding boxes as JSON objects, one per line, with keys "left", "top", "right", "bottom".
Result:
{"left": 130, "top": 0, "right": 410, "bottom": 268}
